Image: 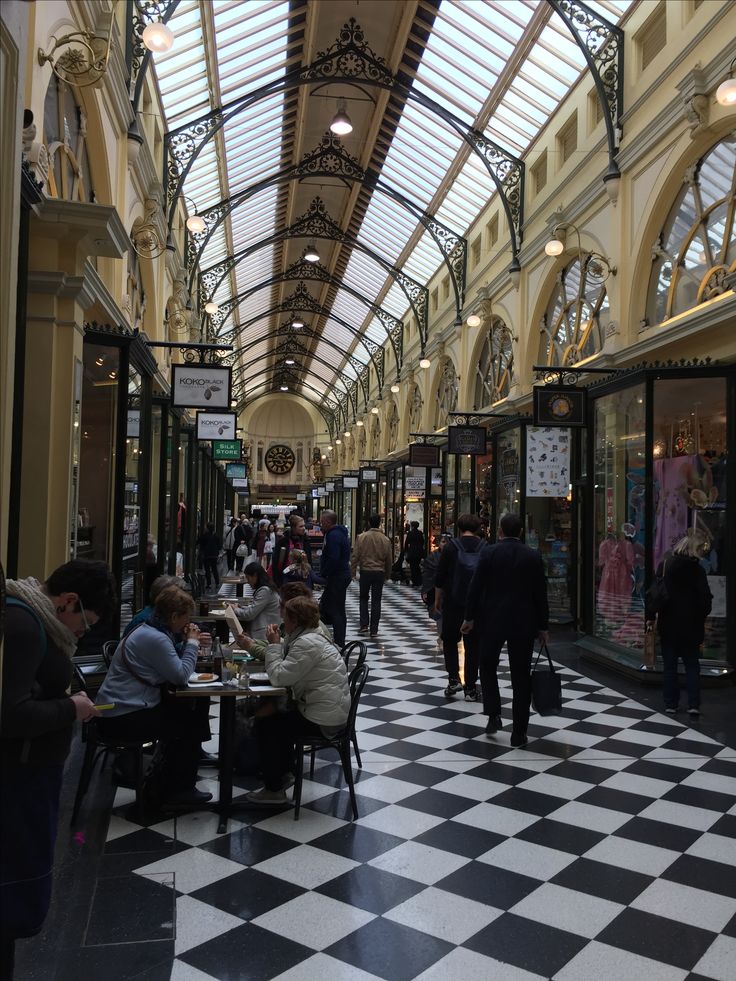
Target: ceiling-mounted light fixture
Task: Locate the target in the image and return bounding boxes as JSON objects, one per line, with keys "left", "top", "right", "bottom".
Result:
{"left": 419, "top": 356, "right": 431, "bottom": 369}
{"left": 327, "top": 445, "right": 333, "bottom": 450}
{"left": 466, "top": 313, "right": 481, "bottom": 328}
{"left": 544, "top": 221, "right": 616, "bottom": 282}
{"left": 285, "top": 358, "right": 295, "bottom": 365}
{"left": 204, "top": 301, "right": 219, "bottom": 315}
{"left": 280, "top": 384, "right": 289, "bottom": 391}
{"left": 142, "top": 20, "right": 175, "bottom": 54}
{"left": 303, "top": 243, "right": 320, "bottom": 263}
{"left": 329, "top": 99, "right": 353, "bottom": 136}
{"left": 390, "top": 382, "right": 400, "bottom": 393}
{"left": 291, "top": 315, "right": 305, "bottom": 328}
{"left": 716, "top": 58, "right": 736, "bottom": 106}
{"left": 335, "top": 439, "right": 342, "bottom": 445}
{"left": 231, "top": 399, "right": 237, "bottom": 407}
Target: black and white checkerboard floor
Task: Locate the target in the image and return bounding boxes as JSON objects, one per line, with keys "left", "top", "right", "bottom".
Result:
{"left": 100, "top": 582, "right": 736, "bottom": 981}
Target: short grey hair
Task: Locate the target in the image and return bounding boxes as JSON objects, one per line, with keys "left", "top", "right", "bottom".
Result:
{"left": 320, "top": 510, "right": 337, "bottom": 527}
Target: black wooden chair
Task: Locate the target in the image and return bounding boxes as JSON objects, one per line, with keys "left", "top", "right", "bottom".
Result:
{"left": 292, "top": 664, "right": 370, "bottom": 821}
{"left": 101, "top": 640, "right": 118, "bottom": 669}
{"left": 339, "top": 641, "right": 368, "bottom": 766}
{"left": 70, "top": 665, "right": 155, "bottom": 825}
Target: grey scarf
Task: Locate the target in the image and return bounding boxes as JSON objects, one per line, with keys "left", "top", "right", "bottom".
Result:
{"left": 6, "top": 577, "right": 78, "bottom": 657}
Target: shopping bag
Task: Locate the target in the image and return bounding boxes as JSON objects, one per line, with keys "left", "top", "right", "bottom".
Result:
{"left": 643, "top": 624, "right": 657, "bottom": 667}
{"left": 530, "top": 642, "right": 562, "bottom": 716}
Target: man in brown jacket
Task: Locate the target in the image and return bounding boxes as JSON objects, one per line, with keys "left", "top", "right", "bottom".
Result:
{"left": 351, "top": 513, "right": 393, "bottom": 638}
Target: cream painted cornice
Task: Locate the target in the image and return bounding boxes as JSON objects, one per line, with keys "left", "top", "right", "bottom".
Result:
{"left": 620, "top": 294, "right": 736, "bottom": 365}
{"left": 32, "top": 199, "right": 129, "bottom": 259}
{"left": 130, "top": 135, "right": 161, "bottom": 203}
{"left": 27, "top": 271, "right": 96, "bottom": 313}
{"left": 82, "top": 257, "right": 126, "bottom": 324}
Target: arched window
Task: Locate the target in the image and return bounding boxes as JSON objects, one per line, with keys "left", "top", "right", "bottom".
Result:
{"left": 42, "top": 76, "right": 95, "bottom": 201}
{"left": 646, "top": 139, "right": 736, "bottom": 325}
{"left": 539, "top": 256, "right": 611, "bottom": 366}
{"left": 386, "top": 400, "right": 399, "bottom": 452}
{"left": 409, "top": 384, "right": 423, "bottom": 433}
{"left": 434, "top": 358, "right": 458, "bottom": 430}
{"left": 474, "top": 316, "right": 514, "bottom": 409}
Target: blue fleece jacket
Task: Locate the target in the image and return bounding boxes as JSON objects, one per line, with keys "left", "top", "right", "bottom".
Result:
{"left": 320, "top": 524, "right": 351, "bottom": 579}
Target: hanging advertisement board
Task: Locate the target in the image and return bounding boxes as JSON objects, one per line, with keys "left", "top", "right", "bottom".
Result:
{"left": 225, "top": 462, "right": 246, "bottom": 479}
{"left": 171, "top": 364, "right": 232, "bottom": 410}
{"left": 533, "top": 385, "right": 587, "bottom": 427}
{"left": 196, "top": 411, "right": 236, "bottom": 440}
{"left": 526, "top": 427, "right": 571, "bottom": 497}
{"left": 409, "top": 443, "right": 440, "bottom": 467}
{"left": 360, "top": 467, "right": 378, "bottom": 482}
{"left": 343, "top": 476, "right": 358, "bottom": 489}
{"left": 213, "top": 439, "right": 242, "bottom": 460}
{"left": 448, "top": 426, "right": 486, "bottom": 454}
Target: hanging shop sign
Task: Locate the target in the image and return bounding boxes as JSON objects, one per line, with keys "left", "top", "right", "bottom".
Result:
{"left": 225, "top": 462, "right": 246, "bottom": 479}
{"left": 171, "top": 364, "right": 232, "bottom": 410}
{"left": 214, "top": 439, "right": 242, "bottom": 460}
{"left": 296, "top": 493, "right": 306, "bottom": 501}
{"left": 126, "top": 409, "right": 140, "bottom": 438}
{"left": 448, "top": 425, "right": 487, "bottom": 455}
{"left": 231, "top": 478, "right": 248, "bottom": 489}
{"left": 196, "top": 411, "right": 236, "bottom": 440}
{"left": 409, "top": 443, "right": 440, "bottom": 467}
{"left": 343, "top": 475, "right": 358, "bottom": 489}
{"left": 526, "top": 427, "right": 571, "bottom": 497}
{"left": 405, "top": 475, "right": 426, "bottom": 492}
{"left": 325, "top": 481, "right": 335, "bottom": 492}
{"left": 360, "top": 467, "right": 378, "bottom": 482}
{"left": 533, "top": 384, "right": 587, "bottom": 427}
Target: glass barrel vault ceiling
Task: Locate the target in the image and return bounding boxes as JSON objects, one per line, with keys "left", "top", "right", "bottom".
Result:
{"left": 151, "top": 0, "right": 632, "bottom": 409}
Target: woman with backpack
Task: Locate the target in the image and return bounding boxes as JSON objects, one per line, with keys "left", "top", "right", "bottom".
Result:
{"left": 433, "top": 513, "right": 485, "bottom": 699}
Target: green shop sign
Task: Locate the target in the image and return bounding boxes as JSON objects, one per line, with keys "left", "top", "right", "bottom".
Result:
{"left": 213, "top": 439, "right": 242, "bottom": 460}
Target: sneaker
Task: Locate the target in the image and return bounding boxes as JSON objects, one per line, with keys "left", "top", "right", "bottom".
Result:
{"left": 464, "top": 684, "right": 481, "bottom": 701}
{"left": 370, "top": 632, "right": 378, "bottom": 639}
{"left": 245, "top": 787, "right": 289, "bottom": 806}
{"left": 485, "top": 715, "right": 503, "bottom": 734}
{"left": 687, "top": 707, "right": 701, "bottom": 718}
{"left": 444, "top": 678, "right": 463, "bottom": 697}
{"left": 358, "top": 626, "right": 369, "bottom": 634}
{"left": 664, "top": 707, "right": 678, "bottom": 715}
{"left": 510, "top": 731, "right": 528, "bottom": 748}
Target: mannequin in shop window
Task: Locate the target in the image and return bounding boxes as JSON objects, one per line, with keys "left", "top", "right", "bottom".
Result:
{"left": 597, "top": 530, "right": 635, "bottom": 622}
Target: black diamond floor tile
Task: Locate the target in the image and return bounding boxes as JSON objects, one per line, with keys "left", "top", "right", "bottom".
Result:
{"left": 325, "top": 915, "right": 453, "bottom": 981}
{"left": 577, "top": 785, "right": 653, "bottom": 815}
{"left": 414, "top": 820, "right": 505, "bottom": 859}
{"left": 613, "top": 815, "right": 704, "bottom": 853}
{"left": 189, "top": 867, "right": 306, "bottom": 920}
{"left": 310, "top": 824, "right": 405, "bottom": 862}
{"left": 198, "top": 826, "right": 298, "bottom": 866}
{"left": 316, "top": 863, "right": 426, "bottom": 915}
{"left": 515, "top": 818, "right": 606, "bottom": 855}
{"left": 437, "top": 861, "right": 541, "bottom": 909}
{"left": 551, "top": 857, "right": 653, "bottom": 905}
{"left": 597, "top": 907, "right": 717, "bottom": 970}
{"left": 181, "top": 922, "right": 314, "bottom": 981}
{"left": 464, "top": 912, "right": 588, "bottom": 976}
{"left": 399, "top": 788, "right": 479, "bottom": 818}
{"left": 662, "top": 854, "right": 736, "bottom": 899}
{"left": 491, "top": 786, "right": 572, "bottom": 817}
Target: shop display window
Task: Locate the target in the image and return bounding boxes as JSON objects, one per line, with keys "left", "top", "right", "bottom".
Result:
{"left": 475, "top": 452, "right": 493, "bottom": 533}
{"left": 458, "top": 454, "right": 472, "bottom": 516}
{"left": 593, "top": 385, "right": 646, "bottom": 649}
{"left": 496, "top": 427, "right": 521, "bottom": 521}
{"left": 653, "top": 378, "right": 728, "bottom": 660}
{"left": 444, "top": 453, "right": 456, "bottom": 534}
{"left": 121, "top": 367, "right": 143, "bottom": 616}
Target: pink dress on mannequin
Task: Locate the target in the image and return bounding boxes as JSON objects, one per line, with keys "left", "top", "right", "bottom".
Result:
{"left": 597, "top": 536, "right": 634, "bottom": 622}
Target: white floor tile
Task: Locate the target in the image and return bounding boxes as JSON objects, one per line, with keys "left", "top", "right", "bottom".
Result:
{"left": 105, "top": 814, "right": 144, "bottom": 842}
{"left": 555, "top": 941, "right": 689, "bottom": 980}
{"left": 692, "top": 934, "right": 736, "bottom": 981}
{"left": 683, "top": 769, "right": 736, "bottom": 796}
{"left": 433, "top": 773, "right": 509, "bottom": 802}
{"left": 352, "top": 774, "right": 426, "bottom": 803}
{"left": 384, "top": 886, "right": 502, "bottom": 944}
{"left": 631, "top": 877, "right": 736, "bottom": 932}
{"left": 170, "top": 959, "right": 220, "bottom": 981}
{"left": 403, "top": 730, "right": 468, "bottom": 749}
{"left": 253, "top": 891, "right": 374, "bottom": 950}
{"left": 151, "top": 812, "right": 245, "bottom": 847}
{"left": 134, "top": 847, "right": 244, "bottom": 894}
{"left": 516, "top": 773, "right": 594, "bottom": 801}
{"left": 599, "top": 770, "right": 676, "bottom": 799}
{"left": 510, "top": 882, "right": 624, "bottom": 938}
{"left": 368, "top": 840, "right": 470, "bottom": 884}
{"left": 477, "top": 837, "right": 577, "bottom": 881}
{"left": 583, "top": 836, "right": 679, "bottom": 876}
{"left": 414, "top": 948, "right": 546, "bottom": 981}
{"left": 356, "top": 804, "right": 446, "bottom": 839}
{"left": 174, "top": 895, "right": 244, "bottom": 955}
{"left": 608, "top": 728, "right": 674, "bottom": 748}
{"left": 547, "top": 800, "right": 632, "bottom": 835}
{"left": 638, "top": 798, "right": 722, "bottom": 832}
{"left": 253, "top": 843, "right": 359, "bottom": 889}
{"left": 273, "top": 952, "right": 383, "bottom": 981}
{"left": 452, "top": 802, "right": 541, "bottom": 837}
{"left": 253, "top": 808, "right": 346, "bottom": 843}
{"left": 686, "top": 832, "right": 736, "bottom": 867}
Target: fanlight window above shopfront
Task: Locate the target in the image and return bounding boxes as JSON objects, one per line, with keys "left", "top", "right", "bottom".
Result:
{"left": 41, "top": 75, "right": 94, "bottom": 201}
{"left": 539, "top": 255, "right": 611, "bottom": 366}
{"left": 646, "top": 138, "right": 736, "bottom": 327}
{"left": 474, "top": 316, "right": 514, "bottom": 409}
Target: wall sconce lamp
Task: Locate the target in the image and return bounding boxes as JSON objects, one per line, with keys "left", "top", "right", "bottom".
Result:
{"left": 466, "top": 313, "right": 481, "bottom": 328}
{"left": 371, "top": 406, "right": 379, "bottom": 415}
{"left": 142, "top": 20, "right": 174, "bottom": 54}
{"left": 329, "top": 99, "right": 353, "bottom": 136}
{"left": 303, "top": 243, "right": 321, "bottom": 263}
{"left": 204, "top": 301, "right": 219, "bottom": 315}
{"left": 419, "top": 356, "right": 431, "bottom": 369}
{"left": 291, "top": 314, "right": 305, "bottom": 328}
{"left": 181, "top": 195, "right": 206, "bottom": 234}
{"left": 344, "top": 430, "right": 351, "bottom": 437}
{"left": 390, "top": 381, "right": 400, "bottom": 393}
{"left": 38, "top": 6, "right": 114, "bottom": 88}
{"left": 545, "top": 221, "right": 617, "bottom": 282}
{"left": 716, "top": 58, "right": 736, "bottom": 106}
{"left": 356, "top": 420, "right": 364, "bottom": 426}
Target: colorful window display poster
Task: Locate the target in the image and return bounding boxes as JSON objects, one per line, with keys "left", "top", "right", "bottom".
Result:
{"left": 526, "top": 427, "right": 570, "bottom": 497}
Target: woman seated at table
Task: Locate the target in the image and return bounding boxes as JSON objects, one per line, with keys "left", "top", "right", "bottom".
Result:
{"left": 232, "top": 562, "right": 280, "bottom": 641}
{"left": 96, "top": 585, "right": 212, "bottom": 806}
{"left": 246, "top": 596, "right": 350, "bottom": 806}
{"left": 234, "top": 582, "right": 331, "bottom": 660}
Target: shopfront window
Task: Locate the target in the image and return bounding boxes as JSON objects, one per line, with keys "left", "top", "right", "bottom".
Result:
{"left": 405, "top": 466, "right": 426, "bottom": 531}
{"left": 496, "top": 427, "right": 521, "bottom": 521}
{"left": 458, "top": 454, "right": 472, "bottom": 515}
{"left": 653, "top": 377, "right": 728, "bottom": 660}
{"left": 646, "top": 139, "right": 736, "bottom": 326}
{"left": 593, "top": 385, "right": 646, "bottom": 648}
{"left": 122, "top": 368, "right": 142, "bottom": 617}
{"left": 78, "top": 343, "right": 121, "bottom": 563}
{"left": 475, "top": 451, "right": 493, "bottom": 533}
{"left": 444, "top": 453, "right": 456, "bottom": 535}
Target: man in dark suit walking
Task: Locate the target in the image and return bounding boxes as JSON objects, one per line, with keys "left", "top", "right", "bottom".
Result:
{"left": 461, "top": 512, "right": 549, "bottom": 747}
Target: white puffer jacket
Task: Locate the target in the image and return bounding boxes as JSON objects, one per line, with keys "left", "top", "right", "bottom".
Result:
{"left": 264, "top": 627, "right": 350, "bottom": 731}
{"left": 236, "top": 586, "right": 281, "bottom": 640}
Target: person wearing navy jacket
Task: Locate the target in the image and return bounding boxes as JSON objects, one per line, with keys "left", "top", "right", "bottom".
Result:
{"left": 318, "top": 509, "right": 352, "bottom": 648}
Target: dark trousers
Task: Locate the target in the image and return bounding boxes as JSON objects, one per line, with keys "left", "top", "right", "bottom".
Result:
{"left": 97, "top": 698, "right": 209, "bottom": 792}
{"left": 1, "top": 763, "right": 63, "bottom": 969}
{"left": 359, "top": 571, "right": 385, "bottom": 633}
{"left": 479, "top": 630, "right": 536, "bottom": 735}
{"left": 408, "top": 556, "right": 422, "bottom": 587}
{"left": 442, "top": 610, "right": 479, "bottom": 687}
{"left": 226, "top": 548, "right": 237, "bottom": 571}
{"left": 203, "top": 556, "right": 219, "bottom": 587}
{"left": 321, "top": 574, "right": 351, "bottom": 647}
{"left": 254, "top": 710, "right": 323, "bottom": 791}
{"left": 661, "top": 641, "right": 700, "bottom": 709}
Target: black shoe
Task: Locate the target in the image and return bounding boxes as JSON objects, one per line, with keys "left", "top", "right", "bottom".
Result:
{"left": 464, "top": 684, "right": 481, "bottom": 701}
{"left": 358, "top": 626, "right": 369, "bottom": 634}
{"left": 444, "top": 678, "right": 462, "bottom": 697}
{"left": 164, "top": 788, "right": 213, "bottom": 806}
{"left": 485, "top": 715, "right": 502, "bottom": 734}
{"left": 198, "top": 751, "right": 219, "bottom": 766}
{"left": 510, "top": 731, "right": 528, "bottom": 748}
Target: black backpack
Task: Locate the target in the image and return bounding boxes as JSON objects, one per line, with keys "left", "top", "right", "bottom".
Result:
{"left": 451, "top": 538, "right": 483, "bottom": 607}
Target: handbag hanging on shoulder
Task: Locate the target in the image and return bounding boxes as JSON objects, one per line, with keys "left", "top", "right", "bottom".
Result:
{"left": 530, "top": 641, "right": 562, "bottom": 716}
{"left": 645, "top": 558, "right": 669, "bottom": 615}
{"left": 236, "top": 543, "right": 248, "bottom": 557}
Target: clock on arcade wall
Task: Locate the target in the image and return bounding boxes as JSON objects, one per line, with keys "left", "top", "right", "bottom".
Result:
{"left": 265, "top": 444, "right": 295, "bottom": 475}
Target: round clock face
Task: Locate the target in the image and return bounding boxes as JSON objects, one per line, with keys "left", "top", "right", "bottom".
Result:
{"left": 265, "top": 444, "right": 295, "bottom": 475}
{"left": 548, "top": 394, "right": 574, "bottom": 420}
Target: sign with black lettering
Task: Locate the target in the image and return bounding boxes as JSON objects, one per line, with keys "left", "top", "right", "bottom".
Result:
{"left": 343, "top": 476, "right": 358, "bottom": 489}
{"left": 409, "top": 443, "right": 440, "bottom": 467}
{"left": 360, "top": 467, "right": 378, "bottom": 482}
{"left": 196, "top": 411, "right": 236, "bottom": 440}
{"left": 448, "top": 425, "right": 487, "bottom": 455}
{"left": 172, "top": 364, "right": 232, "bottom": 410}
{"left": 533, "top": 385, "right": 587, "bottom": 427}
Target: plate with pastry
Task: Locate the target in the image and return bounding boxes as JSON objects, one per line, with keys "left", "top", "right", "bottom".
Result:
{"left": 188, "top": 672, "right": 222, "bottom": 686}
